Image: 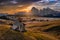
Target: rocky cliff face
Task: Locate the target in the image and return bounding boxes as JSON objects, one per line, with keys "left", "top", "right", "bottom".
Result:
{"left": 31, "top": 7, "right": 60, "bottom": 17}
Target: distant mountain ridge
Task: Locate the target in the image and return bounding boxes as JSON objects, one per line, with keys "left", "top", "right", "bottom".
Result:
{"left": 31, "top": 7, "right": 60, "bottom": 17}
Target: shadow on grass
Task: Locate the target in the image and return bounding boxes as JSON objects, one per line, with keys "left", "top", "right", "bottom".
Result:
{"left": 43, "top": 26, "right": 60, "bottom": 36}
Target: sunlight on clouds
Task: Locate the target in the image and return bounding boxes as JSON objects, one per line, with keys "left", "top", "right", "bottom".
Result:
{"left": 0, "top": 4, "right": 33, "bottom": 14}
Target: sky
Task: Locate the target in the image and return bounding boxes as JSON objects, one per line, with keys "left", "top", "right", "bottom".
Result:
{"left": 34, "top": 0, "right": 60, "bottom": 11}
{"left": 0, "top": 0, "right": 58, "bottom": 5}
{"left": 0, "top": 0, "right": 60, "bottom": 14}
{"left": 0, "top": 0, "right": 40, "bottom": 5}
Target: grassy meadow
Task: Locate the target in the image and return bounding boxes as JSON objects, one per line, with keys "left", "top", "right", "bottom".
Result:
{"left": 0, "top": 20, "right": 60, "bottom": 40}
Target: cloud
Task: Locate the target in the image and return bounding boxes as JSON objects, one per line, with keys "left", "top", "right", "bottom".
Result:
{"left": 34, "top": 0, "right": 58, "bottom": 6}
{"left": 32, "top": 0, "right": 60, "bottom": 11}
{"left": 0, "top": 0, "right": 41, "bottom": 5}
